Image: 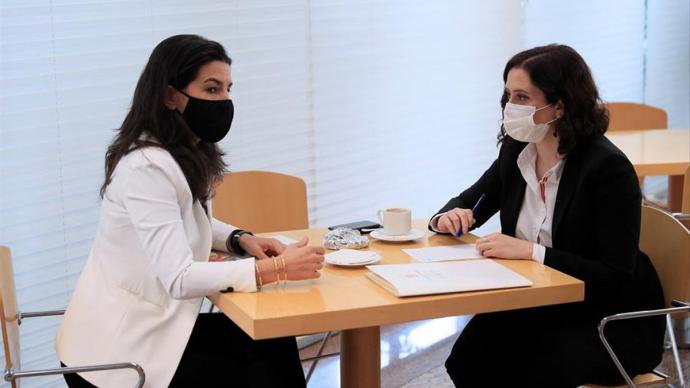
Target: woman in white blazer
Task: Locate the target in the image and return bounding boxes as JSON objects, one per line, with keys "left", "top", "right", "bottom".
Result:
{"left": 55, "top": 34, "right": 325, "bottom": 388}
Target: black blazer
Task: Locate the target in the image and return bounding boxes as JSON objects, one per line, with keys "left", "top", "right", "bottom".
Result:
{"left": 431, "top": 134, "right": 664, "bottom": 319}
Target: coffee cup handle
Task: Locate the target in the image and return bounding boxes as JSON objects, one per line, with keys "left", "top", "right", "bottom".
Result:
{"left": 377, "top": 210, "right": 384, "bottom": 224}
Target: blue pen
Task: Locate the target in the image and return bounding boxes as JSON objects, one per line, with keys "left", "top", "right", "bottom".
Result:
{"left": 455, "top": 193, "right": 487, "bottom": 237}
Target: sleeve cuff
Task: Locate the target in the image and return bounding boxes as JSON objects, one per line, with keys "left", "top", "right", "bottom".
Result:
{"left": 532, "top": 243, "right": 546, "bottom": 263}
{"left": 429, "top": 213, "right": 445, "bottom": 232}
{"left": 209, "top": 257, "right": 258, "bottom": 293}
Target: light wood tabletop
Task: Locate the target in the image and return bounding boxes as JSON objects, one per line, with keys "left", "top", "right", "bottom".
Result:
{"left": 606, "top": 129, "right": 689, "bottom": 177}
{"left": 210, "top": 220, "right": 584, "bottom": 388}
{"left": 607, "top": 129, "right": 690, "bottom": 212}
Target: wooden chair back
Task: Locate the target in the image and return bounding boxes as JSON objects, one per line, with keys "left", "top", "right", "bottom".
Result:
{"left": 212, "top": 171, "right": 309, "bottom": 233}
{"left": 584, "top": 371, "right": 668, "bottom": 387}
{"left": 640, "top": 206, "right": 690, "bottom": 310}
{"left": 1, "top": 246, "right": 20, "bottom": 388}
{"left": 682, "top": 165, "right": 690, "bottom": 214}
{"left": 606, "top": 102, "right": 667, "bottom": 131}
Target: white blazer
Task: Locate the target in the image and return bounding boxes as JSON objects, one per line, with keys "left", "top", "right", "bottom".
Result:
{"left": 56, "top": 147, "right": 258, "bottom": 388}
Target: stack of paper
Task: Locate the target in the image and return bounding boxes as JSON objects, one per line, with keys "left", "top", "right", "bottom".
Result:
{"left": 366, "top": 260, "right": 532, "bottom": 297}
{"left": 402, "top": 244, "right": 482, "bottom": 263}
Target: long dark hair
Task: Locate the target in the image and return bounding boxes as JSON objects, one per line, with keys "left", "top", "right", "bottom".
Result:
{"left": 101, "top": 34, "right": 230, "bottom": 203}
{"left": 498, "top": 44, "right": 609, "bottom": 155}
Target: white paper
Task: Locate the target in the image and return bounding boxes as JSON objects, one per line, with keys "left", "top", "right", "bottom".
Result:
{"left": 270, "top": 235, "right": 299, "bottom": 245}
{"left": 366, "top": 260, "right": 532, "bottom": 297}
{"left": 403, "top": 244, "right": 481, "bottom": 263}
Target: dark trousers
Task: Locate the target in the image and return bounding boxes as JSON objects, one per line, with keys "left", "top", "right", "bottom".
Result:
{"left": 445, "top": 306, "right": 664, "bottom": 388}
{"left": 63, "top": 313, "right": 306, "bottom": 388}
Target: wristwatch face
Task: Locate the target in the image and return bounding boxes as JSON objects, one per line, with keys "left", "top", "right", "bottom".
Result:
{"left": 236, "top": 230, "right": 252, "bottom": 239}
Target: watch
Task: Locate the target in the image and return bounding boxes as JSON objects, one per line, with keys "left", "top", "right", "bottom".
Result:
{"left": 227, "top": 229, "right": 254, "bottom": 256}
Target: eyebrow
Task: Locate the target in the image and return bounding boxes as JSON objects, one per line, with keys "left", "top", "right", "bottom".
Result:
{"left": 203, "top": 77, "right": 232, "bottom": 87}
{"left": 505, "top": 88, "right": 529, "bottom": 94}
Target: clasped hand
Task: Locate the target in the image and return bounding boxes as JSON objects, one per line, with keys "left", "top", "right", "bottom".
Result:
{"left": 239, "top": 234, "right": 325, "bottom": 280}
{"left": 437, "top": 208, "right": 533, "bottom": 260}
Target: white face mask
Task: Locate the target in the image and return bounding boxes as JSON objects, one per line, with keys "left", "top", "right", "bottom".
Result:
{"left": 502, "top": 102, "right": 557, "bottom": 143}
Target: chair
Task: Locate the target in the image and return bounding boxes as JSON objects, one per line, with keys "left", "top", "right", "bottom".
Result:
{"left": 605, "top": 102, "right": 667, "bottom": 132}
{"left": 673, "top": 166, "right": 690, "bottom": 229}
{"left": 212, "top": 170, "right": 309, "bottom": 233}
{"left": 1, "top": 246, "right": 145, "bottom": 388}
{"left": 605, "top": 102, "right": 668, "bottom": 193}
{"left": 682, "top": 166, "right": 690, "bottom": 214}
{"left": 211, "top": 171, "right": 336, "bottom": 383}
{"left": 595, "top": 205, "right": 690, "bottom": 387}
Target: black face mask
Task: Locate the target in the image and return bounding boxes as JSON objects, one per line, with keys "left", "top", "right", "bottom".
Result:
{"left": 174, "top": 88, "right": 234, "bottom": 143}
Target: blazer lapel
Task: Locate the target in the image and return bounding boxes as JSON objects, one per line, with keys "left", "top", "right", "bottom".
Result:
{"left": 503, "top": 168, "right": 527, "bottom": 237}
{"left": 552, "top": 153, "right": 581, "bottom": 237}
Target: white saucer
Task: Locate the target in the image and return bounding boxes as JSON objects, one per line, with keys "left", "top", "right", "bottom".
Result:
{"left": 370, "top": 228, "right": 426, "bottom": 242}
{"left": 326, "top": 256, "right": 381, "bottom": 267}
{"left": 325, "top": 250, "right": 381, "bottom": 267}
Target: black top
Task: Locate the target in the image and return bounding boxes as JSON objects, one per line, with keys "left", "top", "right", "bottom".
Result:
{"left": 431, "top": 134, "right": 664, "bottom": 319}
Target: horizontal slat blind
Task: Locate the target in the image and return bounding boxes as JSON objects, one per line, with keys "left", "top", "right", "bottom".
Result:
{"left": 309, "top": 1, "right": 523, "bottom": 227}
{"left": 524, "top": 0, "right": 647, "bottom": 103}
{"left": 1, "top": 2, "right": 687, "bottom": 387}
{"left": 1, "top": 1, "right": 314, "bottom": 386}
{"left": 645, "top": 0, "right": 690, "bottom": 128}
{"left": 2, "top": 3, "right": 154, "bottom": 385}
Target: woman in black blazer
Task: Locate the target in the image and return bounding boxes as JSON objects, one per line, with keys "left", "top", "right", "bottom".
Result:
{"left": 432, "top": 45, "right": 665, "bottom": 387}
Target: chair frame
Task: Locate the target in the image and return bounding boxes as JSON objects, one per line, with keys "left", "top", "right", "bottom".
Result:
{"left": 598, "top": 300, "right": 689, "bottom": 388}
{"left": 596, "top": 204, "right": 690, "bottom": 387}
{"left": 300, "top": 331, "right": 340, "bottom": 382}
{"left": 1, "top": 247, "right": 146, "bottom": 388}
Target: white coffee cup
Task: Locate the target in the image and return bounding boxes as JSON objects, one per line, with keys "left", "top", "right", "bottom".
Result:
{"left": 377, "top": 208, "right": 412, "bottom": 236}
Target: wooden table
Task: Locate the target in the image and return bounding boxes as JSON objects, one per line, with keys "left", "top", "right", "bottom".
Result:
{"left": 210, "top": 221, "right": 584, "bottom": 387}
{"left": 607, "top": 129, "right": 690, "bottom": 211}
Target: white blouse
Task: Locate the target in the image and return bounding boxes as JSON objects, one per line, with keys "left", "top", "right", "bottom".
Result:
{"left": 429, "top": 143, "right": 564, "bottom": 263}
{"left": 515, "top": 143, "right": 565, "bottom": 263}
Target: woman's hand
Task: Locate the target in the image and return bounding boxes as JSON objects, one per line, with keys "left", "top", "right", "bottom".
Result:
{"left": 256, "top": 236, "right": 325, "bottom": 284}
{"left": 239, "top": 235, "right": 285, "bottom": 260}
{"left": 280, "top": 236, "right": 325, "bottom": 280}
{"left": 475, "top": 233, "right": 533, "bottom": 260}
{"left": 437, "top": 208, "right": 476, "bottom": 235}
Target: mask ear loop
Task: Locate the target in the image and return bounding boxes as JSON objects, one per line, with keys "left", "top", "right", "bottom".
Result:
{"left": 168, "top": 86, "right": 193, "bottom": 116}
{"left": 173, "top": 87, "right": 193, "bottom": 99}
{"left": 536, "top": 104, "right": 560, "bottom": 125}
{"left": 547, "top": 107, "right": 563, "bottom": 141}
{"left": 544, "top": 116, "right": 559, "bottom": 125}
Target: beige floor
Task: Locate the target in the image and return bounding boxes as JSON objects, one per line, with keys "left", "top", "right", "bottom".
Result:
{"left": 300, "top": 316, "right": 690, "bottom": 388}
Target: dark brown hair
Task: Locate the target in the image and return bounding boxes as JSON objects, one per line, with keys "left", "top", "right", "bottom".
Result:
{"left": 100, "top": 34, "right": 230, "bottom": 202}
{"left": 498, "top": 44, "right": 609, "bottom": 155}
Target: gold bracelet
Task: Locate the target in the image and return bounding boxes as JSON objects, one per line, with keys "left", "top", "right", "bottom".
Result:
{"left": 254, "top": 261, "right": 263, "bottom": 290}
{"left": 272, "top": 258, "right": 280, "bottom": 286}
{"left": 279, "top": 256, "right": 287, "bottom": 285}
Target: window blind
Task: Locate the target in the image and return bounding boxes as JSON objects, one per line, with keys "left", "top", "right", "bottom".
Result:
{"left": 645, "top": 0, "right": 690, "bottom": 128}
{"left": 524, "top": 0, "right": 647, "bottom": 103}
{"left": 1, "top": 1, "right": 314, "bottom": 386}
{"left": 308, "top": 0, "right": 523, "bottom": 228}
{"left": 1, "top": 1, "right": 688, "bottom": 387}
{"left": 1, "top": 2, "right": 156, "bottom": 385}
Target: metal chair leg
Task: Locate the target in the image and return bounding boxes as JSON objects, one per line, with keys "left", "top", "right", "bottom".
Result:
{"left": 666, "top": 314, "right": 686, "bottom": 388}
{"left": 305, "top": 331, "right": 332, "bottom": 384}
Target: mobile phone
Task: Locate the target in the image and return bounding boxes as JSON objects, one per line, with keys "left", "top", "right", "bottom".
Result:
{"left": 327, "top": 220, "right": 382, "bottom": 233}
